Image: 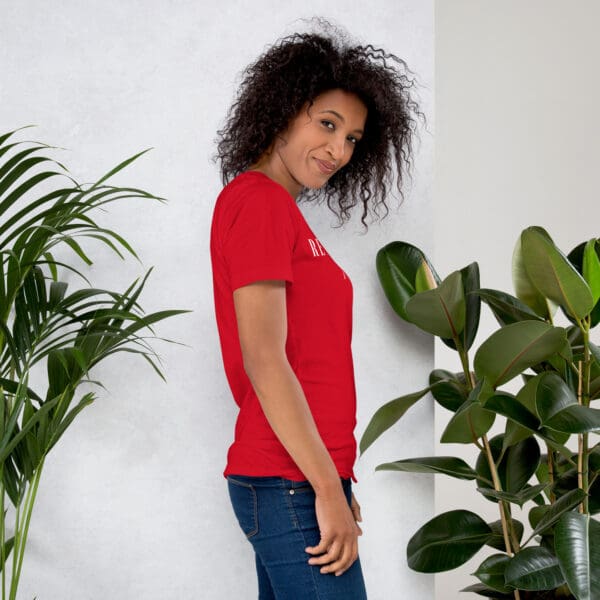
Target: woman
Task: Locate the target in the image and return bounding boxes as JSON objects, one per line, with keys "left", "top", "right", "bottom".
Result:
{"left": 210, "top": 25, "right": 423, "bottom": 599}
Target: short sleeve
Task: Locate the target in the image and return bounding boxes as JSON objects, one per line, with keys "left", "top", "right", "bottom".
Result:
{"left": 220, "top": 183, "right": 296, "bottom": 290}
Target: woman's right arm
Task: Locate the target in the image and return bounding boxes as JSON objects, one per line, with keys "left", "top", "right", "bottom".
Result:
{"left": 233, "top": 279, "right": 362, "bottom": 577}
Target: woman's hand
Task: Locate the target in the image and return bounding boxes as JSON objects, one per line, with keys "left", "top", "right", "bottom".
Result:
{"left": 351, "top": 492, "right": 363, "bottom": 534}
{"left": 305, "top": 489, "right": 363, "bottom": 577}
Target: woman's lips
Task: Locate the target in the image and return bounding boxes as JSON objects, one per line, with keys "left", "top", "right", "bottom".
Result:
{"left": 315, "top": 158, "right": 336, "bottom": 174}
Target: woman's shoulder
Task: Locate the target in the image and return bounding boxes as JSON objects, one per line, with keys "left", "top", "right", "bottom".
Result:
{"left": 216, "top": 171, "right": 296, "bottom": 218}
{"left": 222, "top": 170, "right": 289, "bottom": 198}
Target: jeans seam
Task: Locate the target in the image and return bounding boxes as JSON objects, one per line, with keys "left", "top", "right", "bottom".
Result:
{"left": 228, "top": 477, "right": 259, "bottom": 538}
{"left": 286, "top": 491, "right": 323, "bottom": 600}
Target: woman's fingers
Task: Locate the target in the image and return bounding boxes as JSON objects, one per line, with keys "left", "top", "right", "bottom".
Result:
{"left": 307, "top": 540, "right": 342, "bottom": 567}
{"left": 351, "top": 492, "right": 362, "bottom": 522}
{"left": 306, "top": 490, "right": 361, "bottom": 576}
{"left": 305, "top": 537, "right": 331, "bottom": 556}
{"left": 326, "top": 539, "right": 358, "bottom": 576}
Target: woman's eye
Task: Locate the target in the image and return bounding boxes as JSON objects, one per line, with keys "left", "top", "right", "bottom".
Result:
{"left": 321, "top": 120, "right": 335, "bottom": 130}
{"left": 347, "top": 135, "right": 358, "bottom": 145}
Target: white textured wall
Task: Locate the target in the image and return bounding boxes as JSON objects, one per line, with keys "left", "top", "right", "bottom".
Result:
{"left": 435, "top": 1, "right": 600, "bottom": 598}
{"left": 1, "top": 2, "right": 434, "bottom": 598}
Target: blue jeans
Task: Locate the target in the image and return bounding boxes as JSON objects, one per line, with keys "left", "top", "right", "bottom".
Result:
{"left": 227, "top": 475, "right": 368, "bottom": 599}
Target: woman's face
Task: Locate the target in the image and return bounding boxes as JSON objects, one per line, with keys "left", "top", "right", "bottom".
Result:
{"left": 254, "top": 89, "right": 368, "bottom": 198}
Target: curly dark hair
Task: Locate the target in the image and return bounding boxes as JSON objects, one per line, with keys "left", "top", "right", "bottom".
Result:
{"left": 215, "top": 24, "right": 426, "bottom": 228}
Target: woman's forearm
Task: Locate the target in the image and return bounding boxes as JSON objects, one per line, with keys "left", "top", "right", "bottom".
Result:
{"left": 245, "top": 355, "right": 344, "bottom": 497}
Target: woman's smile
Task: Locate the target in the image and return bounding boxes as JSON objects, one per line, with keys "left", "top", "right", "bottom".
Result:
{"left": 251, "top": 89, "right": 367, "bottom": 198}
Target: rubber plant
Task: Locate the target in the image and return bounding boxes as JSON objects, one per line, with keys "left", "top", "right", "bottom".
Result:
{"left": 361, "top": 228, "right": 600, "bottom": 599}
{"left": 0, "top": 127, "right": 188, "bottom": 598}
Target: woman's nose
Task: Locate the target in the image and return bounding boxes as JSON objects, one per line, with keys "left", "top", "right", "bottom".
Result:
{"left": 326, "top": 135, "right": 346, "bottom": 162}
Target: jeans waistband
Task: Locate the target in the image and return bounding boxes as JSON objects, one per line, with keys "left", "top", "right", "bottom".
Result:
{"left": 227, "top": 474, "right": 351, "bottom": 490}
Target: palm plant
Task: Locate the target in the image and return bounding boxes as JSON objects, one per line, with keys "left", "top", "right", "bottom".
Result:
{"left": 361, "top": 227, "right": 600, "bottom": 599}
{"left": 0, "top": 126, "right": 187, "bottom": 598}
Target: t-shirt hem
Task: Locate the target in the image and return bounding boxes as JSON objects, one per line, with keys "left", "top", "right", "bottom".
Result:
{"left": 223, "top": 465, "right": 357, "bottom": 483}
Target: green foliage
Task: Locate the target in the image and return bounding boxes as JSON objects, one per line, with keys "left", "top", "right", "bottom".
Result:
{"left": 362, "top": 227, "right": 600, "bottom": 599}
{"left": 0, "top": 127, "right": 188, "bottom": 598}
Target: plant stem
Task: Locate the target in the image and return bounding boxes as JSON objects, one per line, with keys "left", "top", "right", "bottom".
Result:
{"left": 546, "top": 445, "right": 556, "bottom": 504}
{"left": 1, "top": 468, "right": 5, "bottom": 600}
{"left": 9, "top": 459, "right": 44, "bottom": 600}
{"left": 482, "top": 434, "right": 513, "bottom": 555}
{"left": 9, "top": 484, "right": 22, "bottom": 599}
{"left": 580, "top": 321, "right": 591, "bottom": 514}
{"left": 454, "top": 337, "right": 520, "bottom": 599}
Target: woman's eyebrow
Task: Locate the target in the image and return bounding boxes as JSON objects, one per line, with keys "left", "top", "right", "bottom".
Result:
{"left": 318, "top": 110, "right": 364, "bottom": 134}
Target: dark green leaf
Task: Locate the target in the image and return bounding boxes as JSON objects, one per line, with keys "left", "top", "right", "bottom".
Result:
{"left": 476, "top": 435, "right": 540, "bottom": 503}
{"left": 513, "top": 230, "right": 555, "bottom": 319}
{"left": 359, "top": 387, "right": 432, "bottom": 456}
{"left": 521, "top": 226, "right": 594, "bottom": 320}
{"left": 485, "top": 393, "right": 540, "bottom": 432}
{"left": 441, "top": 262, "right": 481, "bottom": 351}
{"left": 376, "top": 456, "right": 477, "bottom": 480}
{"left": 504, "top": 546, "right": 565, "bottom": 590}
{"left": 460, "top": 583, "right": 514, "bottom": 599}
{"left": 582, "top": 239, "right": 600, "bottom": 306}
{"left": 537, "top": 372, "right": 600, "bottom": 433}
{"left": 407, "top": 510, "right": 492, "bottom": 572}
{"left": 474, "top": 321, "right": 567, "bottom": 388}
{"left": 405, "top": 270, "right": 466, "bottom": 339}
{"left": 472, "top": 553, "right": 513, "bottom": 593}
{"left": 555, "top": 512, "right": 600, "bottom": 600}
{"left": 440, "top": 379, "right": 495, "bottom": 444}
{"left": 428, "top": 369, "right": 468, "bottom": 412}
{"left": 524, "top": 488, "right": 588, "bottom": 543}
{"left": 477, "top": 483, "right": 548, "bottom": 507}
{"left": 568, "top": 240, "right": 600, "bottom": 327}
{"left": 486, "top": 519, "right": 524, "bottom": 553}
{"left": 476, "top": 288, "right": 544, "bottom": 326}
{"left": 375, "top": 241, "right": 440, "bottom": 322}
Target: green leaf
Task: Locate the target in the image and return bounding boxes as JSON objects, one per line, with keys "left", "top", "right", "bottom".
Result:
{"left": 375, "top": 241, "right": 440, "bottom": 322}
{"left": 460, "top": 263, "right": 481, "bottom": 351}
{"left": 504, "top": 546, "right": 565, "bottom": 590}
{"left": 0, "top": 395, "right": 60, "bottom": 464}
{"left": 536, "top": 372, "right": 578, "bottom": 421}
{"left": 476, "top": 435, "right": 540, "bottom": 504}
{"left": 545, "top": 405, "right": 600, "bottom": 434}
{"left": 460, "top": 583, "right": 514, "bottom": 599}
{"left": 0, "top": 536, "right": 15, "bottom": 571}
{"left": 90, "top": 148, "right": 153, "bottom": 189}
{"left": 477, "top": 483, "right": 548, "bottom": 507}
{"left": 513, "top": 231, "right": 555, "bottom": 319}
{"left": 359, "top": 387, "right": 432, "bottom": 456}
{"left": 414, "top": 258, "right": 437, "bottom": 293}
{"left": 517, "top": 374, "right": 570, "bottom": 448}
{"left": 406, "top": 509, "right": 492, "bottom": 572}
{"left": 474, "top": 321, "right": 567, "bottom": 388}
{"left": 554, "top": 512, "right": 600, "bottom": 600}
{"left": 441, "top": 262, "right": 481, "bottom": 351}
{"left": 485, "top": 392, "right": 541, "bottom": 432}
{"left": 428, "top": 369, "right": 468, "bottom": 412}
{"left": 583, "top": 239, "right": 600, "bottom": 306}
{"left": 476, "top": 288, "right": 544, "bottom": 326}
{"left": 440, "top": 379, "right": 495, "bottom": 444}
{"left": 472, "top": 553, "right": 513, "bottom": 593}
{"left": 405, "top": 270, "right": 466, "bottom": 339}
{"left": 568, "top": 240, "right": 600, "bottom": 328}
{"left": 536, "top": 372, "right": 600, "bottom": 434}
{"left": 486, "top": 519, "right": 524, "bottom": 552}
{"left": 376, "top": 456, "right": 477, "bottom": 480}
{"left": 45, "top": 392, "right": 95, "bottom": 453}
{"left": 524, "top": 488, "right": 587, "bottom": 543}
{"left": 521, "top": 226, "right": 594, "bottom": 320}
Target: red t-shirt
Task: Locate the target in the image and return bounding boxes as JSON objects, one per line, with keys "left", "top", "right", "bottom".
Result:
{"left": 210, "top": 170, "right": 357, "bottom": 482}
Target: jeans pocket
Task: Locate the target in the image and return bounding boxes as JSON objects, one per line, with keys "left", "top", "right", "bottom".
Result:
{"left": 227, "top": 477, "right": 259, "bottom": 539}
